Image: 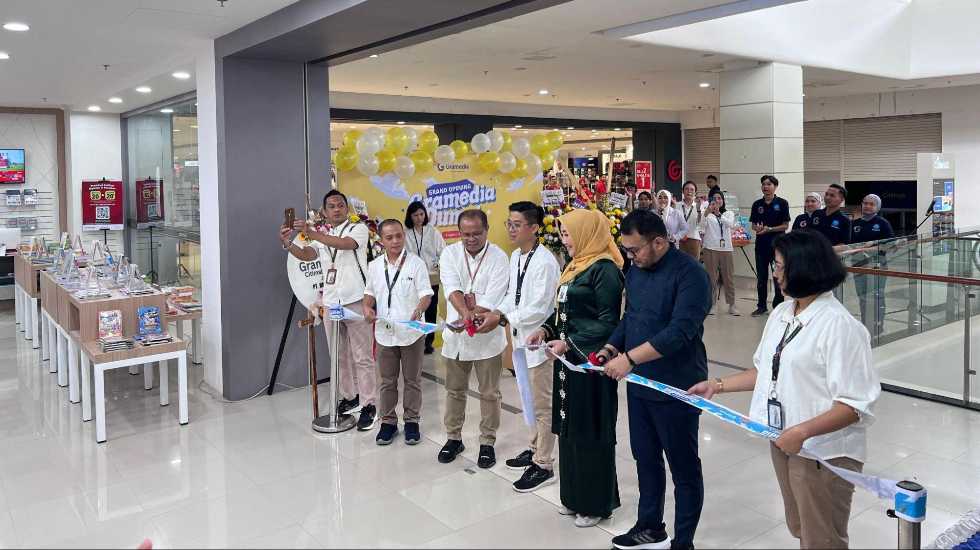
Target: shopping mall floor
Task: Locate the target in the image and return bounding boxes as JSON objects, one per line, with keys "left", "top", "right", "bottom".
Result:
{"left": 1, "top": 284, "right": 978, "bottom": 549}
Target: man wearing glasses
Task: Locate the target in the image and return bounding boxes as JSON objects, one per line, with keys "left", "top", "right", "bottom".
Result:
{"left": 595, "top": 210, "right": 712, "bottom": 550}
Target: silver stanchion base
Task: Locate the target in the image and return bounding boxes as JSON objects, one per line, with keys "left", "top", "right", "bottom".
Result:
{"left": 312, "top": 413, "right": 356, "bottom": 433}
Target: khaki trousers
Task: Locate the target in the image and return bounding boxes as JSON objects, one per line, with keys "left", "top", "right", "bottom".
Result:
{"left": 330, "top": 299, "right": 377, "bottom": 406}
{"left": 444, "top": 355, "right": 502, "bottom": 445}
{"left": 770, "top": 444, "right": 861, "bottom": 549}
{"left": 529, "top": 364, "right": 556, "bottom": 469}
{"left": 377, "top": 337, "right": 425, "bottom": 425}
{"left": 703, "top": 249, "right": 736, "bottom": 306}
{"left": 679, "top": 238, "right": 702, "bottom": 261}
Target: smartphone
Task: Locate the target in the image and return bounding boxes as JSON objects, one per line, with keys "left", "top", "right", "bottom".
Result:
{"left": 284, "top": 207, "right": 296, "bottom": 228}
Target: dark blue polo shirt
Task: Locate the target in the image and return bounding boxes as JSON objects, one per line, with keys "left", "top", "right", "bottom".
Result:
{"left": 792, "top": 212, "right": 814, "bottom": 232}
{"left": 607, "top": 247, "right": 711, "bottom": 402}
{"left": 810, "top": 208, "right": 851, "bottom": 246}
{"left": 851, "top": 215, "right": 894, "bottom": 244}
{"left": 749, "top": 196, "right": 791, "bottom": 242}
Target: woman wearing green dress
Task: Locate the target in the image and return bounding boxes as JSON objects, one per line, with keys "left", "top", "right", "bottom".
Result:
{"left": 527, "top": 208, "right": 625, "bottom": 528}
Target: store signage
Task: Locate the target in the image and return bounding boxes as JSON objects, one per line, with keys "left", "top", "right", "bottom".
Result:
{"left": 409, "top": 179, "right": 496, "bottom": 228}
{"left": 286, "top": 236, "right": 324, "bottom": 309}
{"left": 634, "top": 161, "right": 653, "bottom": 190}
{"left": 136, "top": 178, "right": 165, "bottom": 226}
{"left": 541, "top": 188, "right": 565, "bottom": 207}
{"left": 81, "top": 180, "right": 124, "bottom": 231}
{"left": 608, "top": 192, "right": 628, "bottom": 209}
{"left": 667, "top": 160, "right": 682, "bottom": 182}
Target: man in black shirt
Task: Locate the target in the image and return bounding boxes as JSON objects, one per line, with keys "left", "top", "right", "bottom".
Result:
{"left": 851, "top": 193, "right": 894, "bottom": 338}
{"left": 749, "top": 175, "right": 790, "bottom": 316}
{"left": 810, "top": 183, "right": 851, "bottom": 248}
{"left": 705, "top": 174, "right": 723, "bottom": 208}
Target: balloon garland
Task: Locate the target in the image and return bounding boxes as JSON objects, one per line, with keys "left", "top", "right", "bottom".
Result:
{"left": 334, "top": 126, "right": 563, "bottom": 182}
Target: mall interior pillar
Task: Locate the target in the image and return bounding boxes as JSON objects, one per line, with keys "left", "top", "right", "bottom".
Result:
{"left": 720, "top": 62, "right": 803, "bottom": 275}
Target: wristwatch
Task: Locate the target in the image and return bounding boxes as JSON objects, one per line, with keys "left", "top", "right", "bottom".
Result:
{"left": 714, "top": 377, "right": 724, "bottom": 393}
{"left": 624, "top": 351, "right": 638, "bottom": 368}
{"left": 497, "top": 312, "right": 509, "bottom": 327}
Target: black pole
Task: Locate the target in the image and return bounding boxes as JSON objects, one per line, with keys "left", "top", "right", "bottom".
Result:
{"left": 268, "top": 294, "right": 298, "bottom": 395}
{"left": 102, "top": 229, "right": 108, "bottom": 245}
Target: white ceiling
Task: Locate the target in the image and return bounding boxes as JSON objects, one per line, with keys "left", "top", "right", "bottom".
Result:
{"left": 0, "top": 0, "right": 298, "bottom": 113}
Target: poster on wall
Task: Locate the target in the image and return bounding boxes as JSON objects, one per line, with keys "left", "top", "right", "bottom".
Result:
{"left": 81, "top": 180, "right": 124, "bottom": 231}
{"left": 634, "top": 160, "right": 653, "bottom": 190}
{"left": 136, "top": 178, "right": 165, "bottom": 227}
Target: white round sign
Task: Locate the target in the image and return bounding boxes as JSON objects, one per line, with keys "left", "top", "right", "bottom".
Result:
{"left": 286, "top": 236, "right": 323, "bottom": 309}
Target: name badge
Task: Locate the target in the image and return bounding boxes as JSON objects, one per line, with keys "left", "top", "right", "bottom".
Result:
{"left": 557, "top": 284, "right": 569, "bottom": 303}
{"left": 325, "top": 268, "right": 337, "bottom": 285}
{"left": 767, "top": 398, "right": 784, "bottom": 430}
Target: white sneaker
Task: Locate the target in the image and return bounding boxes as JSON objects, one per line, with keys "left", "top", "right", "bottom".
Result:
{"left": 574, "top": 514, "right": 602, "bottom": 528}
{"left": 728, "top": 304, "right": 741, "bottom": 316}
{"left": 558, "top": 505, "right": 576, "bottom": 516}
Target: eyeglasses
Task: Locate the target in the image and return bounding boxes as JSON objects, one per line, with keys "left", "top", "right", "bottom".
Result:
{"left": 505, "top": 221, "right": 529, "bottom": 231}
{"left": 623, "top": 239, "right": 654, "bottom": 256}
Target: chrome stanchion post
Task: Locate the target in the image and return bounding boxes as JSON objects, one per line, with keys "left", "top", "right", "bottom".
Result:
{"left": 312, "top": 314, "right": 356, "bottom": 433}
{"left": 964, "top": 288, "right": 974, "bottom": 407}
{"left": 887, "top": 480, "right": 926, "bottom": 550}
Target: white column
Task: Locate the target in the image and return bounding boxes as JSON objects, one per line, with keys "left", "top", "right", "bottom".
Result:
{"left": 196, "top": 41, "right": 223, "bottom": 393}
{"left": 720, "top": 62, "right": 804, "bottom": 276}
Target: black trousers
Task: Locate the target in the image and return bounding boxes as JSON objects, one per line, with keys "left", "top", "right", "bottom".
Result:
{"left": 755, "top": 238, "right": 783, "bottom": 310}
{"left": 424, "top": 285, "right": 439, "bottom": 349}
{"left": 628, "top": 397, "right": 704, "bottom": 546}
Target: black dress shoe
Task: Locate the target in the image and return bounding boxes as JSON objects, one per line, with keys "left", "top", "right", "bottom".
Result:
{"left": 438, "top": 439, "right": 465, "bottom": 463}
{"left": 477, "top": 445, "right": 496, "bottom": 469}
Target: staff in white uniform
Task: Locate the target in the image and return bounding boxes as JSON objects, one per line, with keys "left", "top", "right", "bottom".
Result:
{"left": 404, "top": 201, "right": 446, "bottom": 354}
{"left": 656, "top": 189, "right": 689, "bottom": 246}
{"left": 689, "top": 231, "right": 880, "bottom": 549}
{"left": 700, "top": 193, "right": 739, "bottom": 316}
{"left": 478, "top": 202, "right": 560, "bottom": 493}
{"left": 678, "top": 181, "right": 703, "bottom": 260}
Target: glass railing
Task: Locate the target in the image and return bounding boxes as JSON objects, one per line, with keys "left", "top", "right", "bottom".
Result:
{"left": 838, "top": 227, "right": 980, "bottom": 409}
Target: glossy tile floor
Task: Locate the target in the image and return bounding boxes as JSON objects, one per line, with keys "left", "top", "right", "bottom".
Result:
{"left": 1, "top": 283, "right": 978, "bottom": 549}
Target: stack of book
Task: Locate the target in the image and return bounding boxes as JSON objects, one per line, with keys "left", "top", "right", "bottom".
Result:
{"left": 135, "top": 305, "right": 173, "bottom": 346}
{"left": 99, "top": 337, "right": 134, "bottom": 352}
{"left": 75, "top": 288, "right": 113, "bottom": 300}
{"left": 98, "top": 310, "right": 134, "bottom": 352}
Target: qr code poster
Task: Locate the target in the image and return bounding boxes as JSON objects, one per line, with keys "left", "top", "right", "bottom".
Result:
{"left": 81, "top": 180, "right": 124, "bottom": 230}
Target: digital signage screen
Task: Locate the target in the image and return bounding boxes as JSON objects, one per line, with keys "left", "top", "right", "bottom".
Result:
{"left": 0, "top": 149, "right": 26, "bottom": 184}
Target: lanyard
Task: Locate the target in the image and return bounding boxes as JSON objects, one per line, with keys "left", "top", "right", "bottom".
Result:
{"left": 383, "top": 250, "right": 407, "bottom": 310}
{"left": 514, "top": 244, "right": 539, "bottom": 306}
{"left": 464, "top": 242, "right": 489, "bottom": 293}
{"left": 682, "top": 203, "right": 698, "bottom": 225}
{"left": 715, "top": 214, "right": 726, "bottom": 246}
{"left": 769, "top": 321, "right": 804, "bottom": 399}
{"left": 412, "top": 227, "right": 424, "bottom": 257}
{"left": 327, "top": 221, "right": 352, "bottom": 265}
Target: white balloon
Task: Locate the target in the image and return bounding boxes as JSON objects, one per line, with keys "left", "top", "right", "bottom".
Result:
{"left": 394, "top": 156, "right": 416, "bottom": 179}
{"left": 470, "top": 133, "right": 491, "bottom": 154}
{"left": 356, "top": 134, "right": 382, "bottom": 156}
{"left": 487, "top": 129, "right": 505, "bottom": 152}
{"left": 526, "top": 154, "right": 543, "bottom": 177}
{"left": 511, "top": 137, "right": 531, "bottom": 159}
{"left": 365, "top": 126, "right": 386, "bottom": 141}
{"left": 357, "top": 154, "right": 379, "bottom": 176}
{"left": 434, "top": 145, "right": 455, "bottom": 165}
{"left": 402, "top": 127, "right": 418, "bottom": 151}
{"left": 498, "top": 152, "right": 517, "bottom": 174}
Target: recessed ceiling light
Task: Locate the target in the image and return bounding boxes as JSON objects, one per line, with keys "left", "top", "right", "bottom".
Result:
{"left": 614, "top": 128, "right": 622, "bottom": 131}
{"left": 107, "top": 97, "right": 123, "bottom": 104}
{"left": 369, "top": 54, "right": 379, "bottom": 59}
{"left": 3, "top": 22, "right": 29, "bottom": 32}
{"left": 567, "top": 127, "right": 574, "bottom": 130}
{"left": 172, "top": 71, "right": 191, "bottom": 80}
{"left": 160, "top": 108, "right": 174, "bottom": 113}
{"left": 538, "top": 89, "right": 549, "bottom": 95}
{"left": 135, "top": 86, "right": 152, "bottom": 94}
{"left": 515, "top": 125, "right": 523, "bottom": 129}
{"left": 397, "top": 121, "right": 405, "bottom": 125}
{"left": 0, "top": 52, "right": 8, "bottom": 60}
{"left": 699, "top": 82, "right": 710, "bottom": 88}
{"left": 87, "top": 105, "right": 101, "bottom": 112}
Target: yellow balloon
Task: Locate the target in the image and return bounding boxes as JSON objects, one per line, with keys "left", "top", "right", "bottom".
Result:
{"left": 377, "top": 149, "right": 397, "bottom": 173}
{"left": 513, "top": 158, "right": 528, "bottom": 178}
{"left": 450, "top": 140, "right": 469, "bottom": 160}
{"left": 342, "top": 129, "right": 363, "bottom": 149}
{"left": 418, "top": 130, "right": 439, "bottom": 154}
{"left": 385, "top": 127, "right": 409, "bottom": 154}
{"left": 478, "top": 151, "right": 501, "bottom": 173}
{"left": 500, "top": 131, "right": 513, "bottom": 153}
{"left": 546, "top": 130, "right": 564, "bottom": 150}
{"left": 410, "top": 150, "right": 433, "bottom": 173}
{"left": 336, "top": 148, "right": 358, "bottom": 171}
{"left": 531, "top": 134, "right": 550, "bottom": 156}
{"left": 540, "top": 150, "right": 556, "bottom": 167}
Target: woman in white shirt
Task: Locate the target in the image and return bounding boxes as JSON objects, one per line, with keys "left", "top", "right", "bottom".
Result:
{"left": 699, "top": 193, "right": 739, "bottom": 316}
{"left": 689, "top": 230, "right": 880, "bottom": 549}
{"left": 404, "top": 201, "right": 446, "bottom": 354}
{"left": 656, "top": 189, "right": 689, "bottom": 246}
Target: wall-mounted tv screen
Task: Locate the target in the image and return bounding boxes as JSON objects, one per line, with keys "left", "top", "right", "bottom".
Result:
{"left": 0, "top": 149, "right": 26, "bottom": 184}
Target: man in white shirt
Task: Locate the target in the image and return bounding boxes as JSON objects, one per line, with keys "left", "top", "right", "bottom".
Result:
{"left": 677, "top": 181, "right": 703, "bottom": 260}
{"left": 477, "top": 202, "right": 560, "bottom": 493}
{"left": 437, "top": 209, "right": 509, "bottom": 469}
{"left": 363, "top": 219, "right": 433, "bottom": 446}
{"left": 279, "top": 190, "right": 377, "bottom": 431}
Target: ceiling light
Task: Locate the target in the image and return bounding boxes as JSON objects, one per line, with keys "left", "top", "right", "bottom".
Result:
{"left": 396, "top": 121, "right": 405, "bottom": 125}
{"left": 173, "top": 129, "right": 181, "bottom": 133}
{"left": 87, "top": 105, "right": 101, "bottom": 112}
{"left": 0, "top": 52, "right": 8, "bottom": 60}
{"left": 3, "top": 22, "right": 29, "bottom": 32}
{"left": 567, "top": 127, "right": 574, "bottom": 130}
{"left": 614, "top": 128, "right": 622, "bottom": 131}
{"left": 160, "top": 108, "right": 174, "bottom": 114}
{"left": 699, "top": 82, "right": 710, "bottom": 88}
{"left": 515, "top": 125, "right": 523, "bottom": 129}
{"left": 369, "top": 54, "right": 379, "bottom": 59}
{"left": 107, "top": 97, "right": 123, "bottom": 104}
{"left": 135, "top": 86, "right": 152, "bottom": 93}
{"left": 538, "top": 89, "right": 549, "bottom": 95}
{"left": 172, "top": 71, "right": 191, "bottom": 80}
